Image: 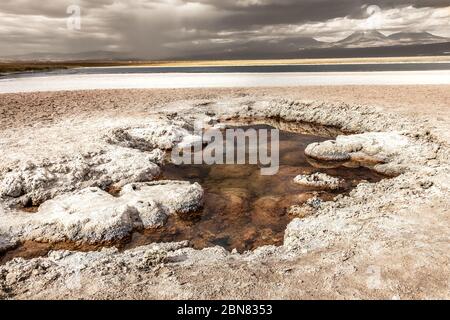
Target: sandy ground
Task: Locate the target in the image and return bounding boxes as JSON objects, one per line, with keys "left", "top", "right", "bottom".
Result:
{"left": 0, "top": 85, "right": 449, "bottom": 299}
{"left": 2, "top": 86, "right": 450, "bottom": 142}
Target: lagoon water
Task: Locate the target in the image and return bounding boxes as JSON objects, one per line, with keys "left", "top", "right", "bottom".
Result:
{"left": 0, "top": 63, "right": 450, "bottom": 93}
{"left": 5, "top": 62, "right": 450, "bottom": 77}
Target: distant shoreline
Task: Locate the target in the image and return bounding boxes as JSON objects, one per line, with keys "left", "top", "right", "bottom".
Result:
{"left": 1, "top": 56, "right": 450, "bottom": 76}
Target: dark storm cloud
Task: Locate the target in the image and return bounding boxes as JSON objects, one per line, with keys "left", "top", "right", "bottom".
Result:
{"left": 0, "top": 0, "right": 449, "bottom": 59}
{"left": 176, "top": 0, "right": 450, "bottom": 31}
{"left": 214, "top": 0, "right": 447, "bottom": 30}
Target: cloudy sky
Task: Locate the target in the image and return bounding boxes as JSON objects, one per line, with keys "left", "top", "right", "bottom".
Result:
{"left": 1, "top": 0, "right": 449, "bottom": 58}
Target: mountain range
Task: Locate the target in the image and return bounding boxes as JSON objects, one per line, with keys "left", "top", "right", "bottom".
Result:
{"left": 329, "top": 30, "right": 449, "bottom": 49}
{"left": 2, "top": 31, "right": 449, "bottom": 61}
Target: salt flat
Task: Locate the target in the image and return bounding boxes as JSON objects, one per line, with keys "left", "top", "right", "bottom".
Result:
{"left": 0, "top": 86, "right": 449, "bottom": 299}
{"left": 1, "top": 88, "right": 449, "bottom": 299}
{"left": 1, "top": 70, "right": 450, "bottom": 93}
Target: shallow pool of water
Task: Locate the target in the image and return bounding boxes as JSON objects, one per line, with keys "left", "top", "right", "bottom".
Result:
{"left": 0, "top": 122, "right": 387, "bottom": 263}
{"left": 125, "top": 123, "right": 385, "bottom": 252}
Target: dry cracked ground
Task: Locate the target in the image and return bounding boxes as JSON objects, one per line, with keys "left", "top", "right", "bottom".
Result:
{"left": 0, "top": 86, "right": 449, "bottom": 300}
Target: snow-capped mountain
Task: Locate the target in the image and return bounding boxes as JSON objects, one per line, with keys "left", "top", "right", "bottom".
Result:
{"left": 332, "top": 30, "right": 393, "bottom": 48}
{"left": 330, "top": 30, "right": 449, "bottom": 49}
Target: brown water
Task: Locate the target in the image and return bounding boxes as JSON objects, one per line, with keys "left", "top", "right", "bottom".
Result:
{"left": 124, "top": 123, "right": 385, "bottom": 253}
{"left": 0, "top": 122, "right": 386, "bottom": 263}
